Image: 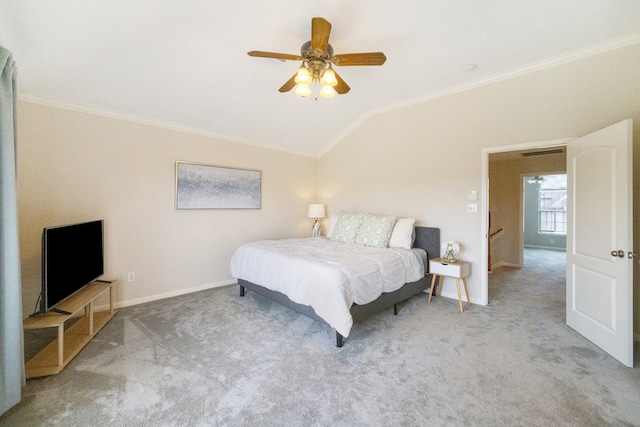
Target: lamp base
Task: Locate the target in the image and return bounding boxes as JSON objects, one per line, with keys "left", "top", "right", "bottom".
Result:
{"left": 311, "top": 219, "right": 321, "bottom": 237}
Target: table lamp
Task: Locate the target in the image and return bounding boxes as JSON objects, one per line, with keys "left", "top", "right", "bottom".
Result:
{"left": 308, "top": 204, "right": 326, "bottom": 237}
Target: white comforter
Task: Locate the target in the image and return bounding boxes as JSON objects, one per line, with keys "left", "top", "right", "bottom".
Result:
{"left": 230, "top": 237, "right": 425, "bottom": 337}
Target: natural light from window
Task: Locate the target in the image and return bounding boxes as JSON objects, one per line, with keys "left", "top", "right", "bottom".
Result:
{"left": 535, "top": 174, "right": 567, "bottom": 235}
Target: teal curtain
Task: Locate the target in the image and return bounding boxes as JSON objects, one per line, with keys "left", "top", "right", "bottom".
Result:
{"left": 0, "top": 45, "right": 24, "bottom": 416}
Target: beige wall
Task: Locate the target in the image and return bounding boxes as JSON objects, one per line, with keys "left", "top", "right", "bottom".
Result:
{"left": 17, "top": 102, "right": 316, "bottom": 316}
{"left": 489, "top": 152, "right": 566, "bottom": 268}
{"left": 317, "top": 43, "right": 640, "bottom": 334}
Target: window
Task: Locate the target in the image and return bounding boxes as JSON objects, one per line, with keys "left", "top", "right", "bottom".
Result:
{"left": 536, "top": 174, "right": 567, "bottom": 234}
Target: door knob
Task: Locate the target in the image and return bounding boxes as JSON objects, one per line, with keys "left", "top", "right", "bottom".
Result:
{"left": 629, "top": 252, "right": 637, "bottom": 259}
{"left": 611, "top": 250, "right": 624, "bottom": 257}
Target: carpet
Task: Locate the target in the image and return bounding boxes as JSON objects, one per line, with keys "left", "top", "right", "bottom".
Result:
{"left": 2, "top": 249, "right": 639, "bottom": 426}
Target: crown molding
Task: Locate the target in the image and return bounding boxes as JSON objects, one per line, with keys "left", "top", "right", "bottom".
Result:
{"left": 372, "top": 33, "right": 640, "bottom": 118}
{"left": 17, "top": 94, "right": 316, "bottom": 158}
{"left": 319, "top": 33, "right": 640, "bottom": 158}
{"left": 17, "top": 33, "right": 640, "bottom": 160}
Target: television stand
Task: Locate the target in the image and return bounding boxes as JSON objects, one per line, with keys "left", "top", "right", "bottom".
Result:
{"left": 23, "top": 280, "right": 118, "bottom": 379}
{"left": 49, "top": 308, "right": 72, "bottom": 315}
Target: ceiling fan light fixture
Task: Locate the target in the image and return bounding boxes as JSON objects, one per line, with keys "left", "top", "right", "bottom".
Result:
{"left": 295, "top": 65, "right": 312, "bottom": 85}
{"left": 319, "top": 85, "right": 336, "bottom": 98}
{"left": 527, "top": 176, "right": 545, "bottom": 184}
{"left": 320, "top": 67, "right": 337, "bottom": 87}
{"left": 295, "top": 84, "right": 311, "bottom": 97}
{"left": 248, "top": 18, "right": 385, "bottom": 98}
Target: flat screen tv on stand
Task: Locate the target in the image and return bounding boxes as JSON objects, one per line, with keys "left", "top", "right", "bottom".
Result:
{"left": 40, "top": 219, "right": 104, "bottom": 315}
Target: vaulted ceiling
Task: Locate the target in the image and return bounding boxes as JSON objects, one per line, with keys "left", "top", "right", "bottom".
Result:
{"left": 1, "top": 1, "right": 638, "bottom": 156}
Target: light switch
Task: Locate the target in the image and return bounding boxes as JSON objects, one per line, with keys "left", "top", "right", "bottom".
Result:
{"left": 467, "top": 190, "right": 478, "bottom": 201}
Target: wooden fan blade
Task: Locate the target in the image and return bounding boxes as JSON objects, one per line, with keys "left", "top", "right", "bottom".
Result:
{"left": 279, "top": 74, "right": 298, "bottom": 93}
{"left": 248, "top": 51, "right": 303, "bottom": 61}
{"left": 333, "top": 71, "right": 350, "bottom": 94}
{"left": 332, "top": 52, "right": 387, "bottom": 66}
{"left": 311, "top": 17, "right": 332, "bottom": 55}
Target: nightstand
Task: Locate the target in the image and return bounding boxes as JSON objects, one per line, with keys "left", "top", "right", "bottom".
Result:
{"left": 428, "top": 257, "right": 471, "bottom": 312}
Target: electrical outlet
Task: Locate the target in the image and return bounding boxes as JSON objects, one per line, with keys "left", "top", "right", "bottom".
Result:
{"left": 127, "top": 272, "right": 135, "bottom": 283}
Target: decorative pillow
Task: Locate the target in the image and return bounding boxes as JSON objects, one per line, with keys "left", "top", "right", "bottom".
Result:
{"left": 330, "top": 212, "right": 364, "bottom": 243}
{"left": 388, "top": 217, "right": 416, "bottom": 249}
{"left": 326, "top": 214, "right": 339, "bottom": 238}
{"left": 354, "top": 213, "right": 397, "bottom": 248}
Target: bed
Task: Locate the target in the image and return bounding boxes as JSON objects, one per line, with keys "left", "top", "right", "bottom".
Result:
{"left": 231, "top": 224, "right": 440, "bottom": 347}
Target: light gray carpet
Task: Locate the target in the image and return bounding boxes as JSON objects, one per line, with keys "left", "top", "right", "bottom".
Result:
{"left": 2, "top": 249, "right": 639, "bottom": 426}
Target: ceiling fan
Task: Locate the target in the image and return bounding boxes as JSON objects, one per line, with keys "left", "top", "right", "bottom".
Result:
{"left": 248, "top": 17, "right": 387, "bottom": 98}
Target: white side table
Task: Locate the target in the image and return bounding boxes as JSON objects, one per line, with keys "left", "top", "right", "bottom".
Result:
{"left": 428, "top": 258, "right": 471, "bottom": 312}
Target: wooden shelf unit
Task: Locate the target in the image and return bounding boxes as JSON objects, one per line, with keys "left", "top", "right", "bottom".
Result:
{"left": 23, "top": 280, "right": 117, "bottom": 379}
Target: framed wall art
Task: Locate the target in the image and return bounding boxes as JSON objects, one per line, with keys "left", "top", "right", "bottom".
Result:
{"left": 175, "top": 161, "right": 261, "bottom": 209}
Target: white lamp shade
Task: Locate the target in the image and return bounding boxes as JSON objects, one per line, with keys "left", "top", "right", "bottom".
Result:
{"left": 295, "top": 66, "right": 312, "bottom": 85}
{"left": 319, "top": 85, "right": 336, "bottom": 98}
{"left": 308, "top": 204, "right": 326, "bottom": 219}
{"left": 320, "top": 68, "right": 338, "bottom": 87}
{"left": 295, "top": 84, "right": 311, "bottom": 97}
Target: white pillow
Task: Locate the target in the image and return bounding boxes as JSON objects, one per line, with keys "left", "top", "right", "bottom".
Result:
{"left": 388, "top": 217, "right": 415, "bottom": 249}
{"left": 354, "top": 213, "right": 397, "bottom": 248}
{"left": 326, "top": 214, "right": 339, "bottom": 238}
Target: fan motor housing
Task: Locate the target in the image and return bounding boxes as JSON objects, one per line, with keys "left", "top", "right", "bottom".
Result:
{"left": 301, "top": 41, "right": 333, "bottom": 60}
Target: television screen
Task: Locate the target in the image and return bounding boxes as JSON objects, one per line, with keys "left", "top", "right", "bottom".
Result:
{"left": 41, "top": 220, "right": 104, "bottom": 313}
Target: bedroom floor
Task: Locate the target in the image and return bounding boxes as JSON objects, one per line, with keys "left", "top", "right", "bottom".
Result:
{"left": 3, "top": 249, "right": 639, "bottom": 426}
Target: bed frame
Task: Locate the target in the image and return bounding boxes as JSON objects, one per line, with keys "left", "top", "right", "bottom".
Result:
{"left": 238, "top": 226, "right": 440, "bottom": 347}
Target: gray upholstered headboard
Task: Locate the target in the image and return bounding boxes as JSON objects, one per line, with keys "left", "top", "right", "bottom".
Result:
{"left": 413, "top": 226, "right": 440, "bottom": 263}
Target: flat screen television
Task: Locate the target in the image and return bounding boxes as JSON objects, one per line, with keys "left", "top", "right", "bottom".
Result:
{"left": 41, "top": 220, "right": 104, "bottom": 314}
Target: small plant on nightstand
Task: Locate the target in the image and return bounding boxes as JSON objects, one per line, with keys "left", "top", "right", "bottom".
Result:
{"left": 442, "top": 241, "right": 461, "bottom": 263}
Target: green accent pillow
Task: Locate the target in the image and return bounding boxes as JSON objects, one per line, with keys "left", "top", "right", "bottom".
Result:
{"left": 354, "top": 213, "right": 397, "bottom": 248}
{"left": 330, "top": 211, "right": 364, "bottom": 243}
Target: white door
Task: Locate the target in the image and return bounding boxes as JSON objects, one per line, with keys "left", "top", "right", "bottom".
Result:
{"left": 566, "top": 119, "right": 634, "bottom": 367}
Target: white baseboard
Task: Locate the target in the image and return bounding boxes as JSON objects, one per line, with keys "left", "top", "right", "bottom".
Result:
{"left": 435, "top": 290, "right": 485, "bottom": 306}
{"left": 95, "top": 278, "right": 237, "bottom": 312}
{"left": 490, "top": 261, "right": 521, "bottom": 270}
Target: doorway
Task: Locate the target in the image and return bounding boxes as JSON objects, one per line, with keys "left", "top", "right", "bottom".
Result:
{"left": 479, "top": 138, "right": 573, "bottom": 305}
{"left": 481, "top": 121, "right": 634, "bottom": 367}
